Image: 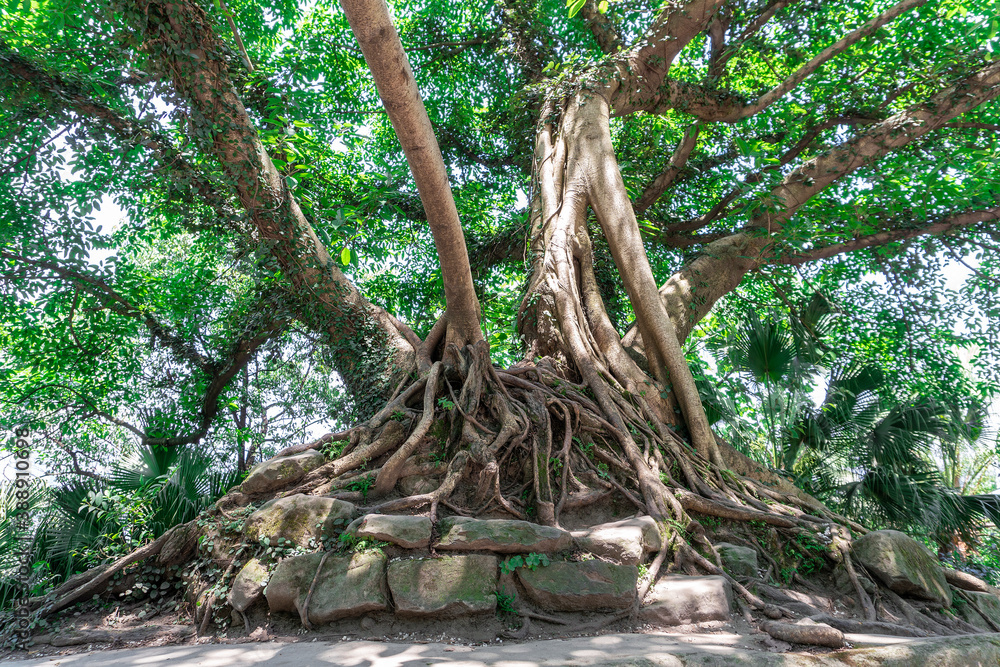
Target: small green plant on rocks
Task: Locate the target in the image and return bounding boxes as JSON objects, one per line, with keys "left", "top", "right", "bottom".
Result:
{"left": 500, "top": 552, "right": 550, "bottom": 575}
{"left": 337, "top": 532, "right": 389, "bottom": 554}
{"left": 496, "top": 589, "right": 517, "bottom": 614}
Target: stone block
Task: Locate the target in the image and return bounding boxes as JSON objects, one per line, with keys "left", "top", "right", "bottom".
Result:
{"left": 243, "top": 494, "right": 355, "bottom": 548}
{"left": 436, "top": 517, "right": 571, "bottom": 553}
{"left": 240, "top": 451, "right": 326, "bottom": 495}
{"left": 572, "top": 517, "right": 661, "bottom": 565}
{"left": 639, "top": 575, "right": 732, "bottom": 625}
{"left": 517, "top": 560, "right": 637, "bottom": 611}
{"left": 228, "top": 558, "right": 268, "bottom": 612}
{"left": 388, "top": 555, "right": 497, "bottom": 617}
{"left": 852, "top": 530, "right": 951, "bottom": 606}
{"left": 715, "top": 542, "right": 758, "bottom": 578}
{"left": 264, "top": 551, "right": 388, "bottom": 623}
{"left": 347, "top": 514, "right": 431, "bottom": 549}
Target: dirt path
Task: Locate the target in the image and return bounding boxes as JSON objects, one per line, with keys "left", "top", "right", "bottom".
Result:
{"left": 6, "top": 631, "right": 1000, "bottom": 667}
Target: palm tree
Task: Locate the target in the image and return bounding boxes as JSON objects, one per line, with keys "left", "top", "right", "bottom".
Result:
{"left": 696, "top": 303, "right": 1000, "bottom": 544}
{"left": 0, "top": 443, "right": 239, "bottom": 610}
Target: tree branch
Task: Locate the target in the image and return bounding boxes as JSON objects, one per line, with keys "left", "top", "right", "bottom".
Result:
{"left": 631, "top": 55, "right": 1000, "bottom": 348}
{"left": 608, "top": 0, "right": 727, "bottom": 115}
{"left": 17, "top": 382, "right": 148, "bottom": 439}
{"left": 578, "top": 0, "right": 622, "bottom": 54}
{"left": 1, "top": 42, "right": 236, "bottom": 223}
{"left": 721, "top": 0, "right": 927, "bottom": 121}
{"left": 42, "top": 433, "right": 108, "bottom": 483}
{"left": 144, "top": 318, "right": 286, "bottom": 448}
{"left": 648, "top": 115, "right": 875, "bottom": 238}
{"left": 775, "top": 206, "right": 1000, "bottom": 266}
{"left": 2, "top": 250, "right": 215, "bottom": 371}
{"left": 634, "top": 124, "right": 700, "bottom": 214}
{"left": 132, "top": 0, "right": 416, "bottom": 411}
{"left": 639, "top": 0, "right": 925, "bottom": 122}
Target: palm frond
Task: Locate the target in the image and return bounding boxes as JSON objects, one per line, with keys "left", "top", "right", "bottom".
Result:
{"left": 732, "top": 312, "right": 797, "bottom": 384}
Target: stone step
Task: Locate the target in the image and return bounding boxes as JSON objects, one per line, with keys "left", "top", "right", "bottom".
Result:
{"left": 243, "top": 494, "right": 356, "bottom": 548}
{"left": 639, "top": 574, "right": 732, "bottom": 626}
{"left": 346, "top": 514, "right": 432, "bottom": 549}
{"left": 436, "top": 517, "right": 572, "bottom": 553}
{"left": 388, "top": 555, "right": 498, "bottom": 617}
{"left": 571, "top": 516, "right": 661, "bottom": 565}
{"left": 517, "top": 560, "right": 637, "bottom": 611}
{"left": 264, "top": 551, "right": 388, "bottom": 624}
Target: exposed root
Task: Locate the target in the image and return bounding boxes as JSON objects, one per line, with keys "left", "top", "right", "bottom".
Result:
{"left": 808, "top": 613, "right": 929, "bottom": 637}
{"left": 373, "top": 362, "right": 444, "bottom": 497}
{"left": 762, "top": 619, "right": 845, "bottom": 648}
{"left": 367, "top": 451, "right": 470, "bottom": 513}
{"left": 944, "top": 568, "right": 995, "bottom": 594}
{"left": 675, "top": 489, "right": 800, "bottom": 529}
{"left": 955, "top": 588, "right": 1000, "bottom": 632}
{"left": 35, "top": 525, "right": 178, "bottom": 616}
{"left": 300, "top": 550, "right": 332, "bottom": 630}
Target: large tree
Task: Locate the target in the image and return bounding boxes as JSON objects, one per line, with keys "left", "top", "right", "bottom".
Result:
{"left": 2, "top": 0, "right": 1000, "bottom": 629}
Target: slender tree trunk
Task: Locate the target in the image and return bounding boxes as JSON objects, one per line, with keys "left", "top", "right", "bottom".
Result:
{"left": 340, "top": 0, "right": 483, "bottom": 352}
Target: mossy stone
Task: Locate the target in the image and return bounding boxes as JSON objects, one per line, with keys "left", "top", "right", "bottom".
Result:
{"left": 346, "top": 514, "right": 432, "bottom": 549}
{"left": 436, "top": 517, "right": 572, "bottom": 553}
{"left": 853, "top": 530, "right": 951, "bottom": 606}
{"left": 388, "top": 555, "right": 497, "bottom": 617}
{"left": 517, "top": 560, "right": 637, "bottom": 611}
{"left": 240, "top": 451, "right": 326, "bottom": 495}
{"left": 715, "top": 542, "right": 759, "bottom": 578}
{"left": 265, "top": 550, "right": 388, "bottom": 623}
{"left": 243, "top": 494, "right": 355, "bottom": 548}
{"left": 228, "top": 558, "right": 269, "bottom": 612}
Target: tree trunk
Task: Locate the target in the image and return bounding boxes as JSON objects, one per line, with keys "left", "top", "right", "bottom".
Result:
{"left": 518, "top": 87, "right": 722, "bottom": 467}
{"left": 132, "top": 0, "right": 416, "bottom": 416}
{"left": 340, "top": 0, "right": 483, "bottom": 352}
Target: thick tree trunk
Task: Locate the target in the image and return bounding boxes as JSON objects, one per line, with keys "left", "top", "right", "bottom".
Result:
{"left": 132, "top": 0, "right": 415, "bottom": 416}
{"left": 519, "top": 87, "right": 722, "bottom": 466}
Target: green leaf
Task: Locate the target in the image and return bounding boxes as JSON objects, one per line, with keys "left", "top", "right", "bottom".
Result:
{"left": 566, "top": 0, "right": 586, "bottom": 18}
{"left": 340, "top": 247, "right": 351, "bottom": 265}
